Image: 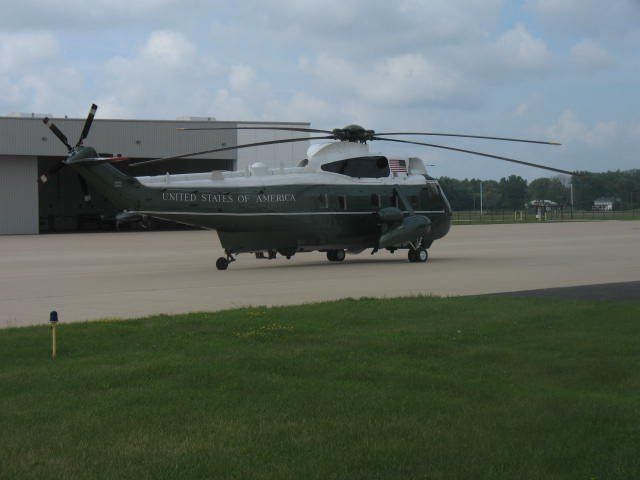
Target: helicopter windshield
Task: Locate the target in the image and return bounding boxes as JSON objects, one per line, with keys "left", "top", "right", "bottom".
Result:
{"left": 321, "top": 156, "right": 390, "bottom": 178}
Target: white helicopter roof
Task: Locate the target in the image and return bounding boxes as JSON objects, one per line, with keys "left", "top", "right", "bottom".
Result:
{"left": 306, "top": 141, "right": 371, "bottom": 168}
{"left": 136, "top": 141, "right": 429, "bottom": 188}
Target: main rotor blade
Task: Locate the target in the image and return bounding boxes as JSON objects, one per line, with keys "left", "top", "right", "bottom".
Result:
{"left": 177, "top": 126, "right": 333, "bottom": 134}
{"left": 373, "top": 137, "right": 574, "bottom": 175}
{"left": 375, "top": 132, "right": 561, "bottom": 146}
{"left": 43, "top": 117, "right": 72, "bottom": 152}
{"left": 39, "top": 160, "right": 66, "bottom": 184}
{"left": 130, "top": 136, "right": 334, "bottom": 167}
{"left": 77, "top": 103, "right": 98, "bottom": 147}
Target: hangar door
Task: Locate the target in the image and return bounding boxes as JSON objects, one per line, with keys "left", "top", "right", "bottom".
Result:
{"left": 0, "top": 156, "right": 39, "bottom": 234}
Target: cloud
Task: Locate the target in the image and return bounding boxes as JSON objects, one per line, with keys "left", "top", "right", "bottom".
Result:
{"left": 228, "top": 65, "right": 256, "bottom": 93}
{"left": 492, "top": 24, "right": 552, "bottom": 72}
{"left": 513, "top": 93, "right": 543, "bottom": 117}
{"left": 546, "top": 110, "right": 621, "bottom": 148}
{"left": 0, "top": 32, "right": 86, "bottom": 114}
{"left": 0, "top": 32, "right": 58, "bottom": 71}
{"left": 243, "top": 0, "right": 506, "bottom": 56}
{"left": 583, "top": 121, "right": 619, "bottom": 147}
{"left": 93, "top": 30, "right": 334, "bottom": 123}
{"left": 526, "top": 0, "right": 640, "bottom": 40}
{"left": 0, "top": 0, "right": 197, "bottom": 30}
{"left": 209, "top": 89, "right": 257, "bottom": 120}
{"left": 98, "top": 30, "right": 221, "bottom": 118}
{"left": 295, "top": 22, "right": 553, "bottom": 116}
{"left": 548, "top": 110, "right": 585, "bottom": 144}
{"left": 547, "top": 109, "right": 604, "bottom": 146}
{"left": 570, "top": 39, "right": 614, "bottom": 70}
{"left": 512, "top": 110, "right": 638, "bottom": 175}
{"left": 264, "top": 92, "right": 333, "bottom": 123}
{"left": 445, "top": 23, "right": 554, "bottom": 84}
{"left": 141, "top": 30, "right": 197, "bottom": 67}
{"left": 300, "top": 53, "right": 476, "bottom": 109}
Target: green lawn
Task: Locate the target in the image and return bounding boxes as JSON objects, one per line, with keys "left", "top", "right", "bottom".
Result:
{"left": 1, "top": 297, "right": 639, "bottom": 480}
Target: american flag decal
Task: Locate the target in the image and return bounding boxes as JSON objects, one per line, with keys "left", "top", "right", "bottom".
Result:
{"left": 389, "top": 159, "right": 407, "bottom": 174}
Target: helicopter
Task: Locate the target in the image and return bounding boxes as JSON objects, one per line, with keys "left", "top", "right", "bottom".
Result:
{"left": 40, "top": 104, "right": 574, "bottom": 270}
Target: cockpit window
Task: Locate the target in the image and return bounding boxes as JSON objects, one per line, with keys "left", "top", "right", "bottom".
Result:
{"left": 321, "top": 156, "right": 390, "bottom": 178}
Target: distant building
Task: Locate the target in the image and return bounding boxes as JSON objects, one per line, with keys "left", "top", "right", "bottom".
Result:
{"left": 529, "top": 199, "right": 562, "bottom": 219}
{"left": 593, "top": 197, "right": 615, "bottom": 211}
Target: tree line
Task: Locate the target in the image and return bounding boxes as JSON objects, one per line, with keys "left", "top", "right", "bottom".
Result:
{"left": 438, "top": 169, "right": 640, "bottom": 211}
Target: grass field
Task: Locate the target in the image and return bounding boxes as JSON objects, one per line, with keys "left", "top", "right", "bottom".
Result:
{"left": 1, "top": 296, "right": 639, "bottom": 479}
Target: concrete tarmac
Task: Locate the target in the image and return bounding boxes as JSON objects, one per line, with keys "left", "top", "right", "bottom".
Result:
{"left": 1, "top": 221, "right": 639, "bottom": 328}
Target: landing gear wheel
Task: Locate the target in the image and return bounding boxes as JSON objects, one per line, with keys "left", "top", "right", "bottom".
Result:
{"left": 408, "top": 248, "right": 428, "bottom": 263}
{"left": 327, "top": 249, "right": 346, "bottom": 262}
{"left": 216, "top": 257, "right": 229, "bottom": 270}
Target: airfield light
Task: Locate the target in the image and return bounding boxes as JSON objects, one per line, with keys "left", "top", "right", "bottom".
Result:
{"left": 49, "top": 311, "right": 58, "bottom": 359}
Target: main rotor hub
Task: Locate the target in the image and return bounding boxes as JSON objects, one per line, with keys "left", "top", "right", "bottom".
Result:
{"left": 332, "top": 125, "right": 375, "bottom": 143}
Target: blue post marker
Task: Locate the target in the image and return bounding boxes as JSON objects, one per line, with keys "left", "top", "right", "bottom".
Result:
{"left": 50, "top": 311, "right": 58, "bottom": 358}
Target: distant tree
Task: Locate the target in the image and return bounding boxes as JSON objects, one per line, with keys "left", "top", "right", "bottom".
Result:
{"left": 440, "top": 169, "right": 640, "bottom": 212}
{"left": 482, "top": 180, "right": 502, "bottom": 210}
{"left": 438, "top": 177, "right": 476, "bottom": 210}
{"left": 467, "top": 179, "right": 482, "bottom": 210}
{"left": 573, "top": 172, "right": 608, "bottom": 209}
{"left": 498, "top": 175, "right": 527, "bottom": 209}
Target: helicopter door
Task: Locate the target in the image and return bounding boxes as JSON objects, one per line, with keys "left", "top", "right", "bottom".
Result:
{"left": 421, "top": 184, "right": 438, "bottom": 208}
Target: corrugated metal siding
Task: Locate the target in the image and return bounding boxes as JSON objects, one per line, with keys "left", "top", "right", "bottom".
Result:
{"left": 237, "top": 124, "right": 310, "bottom": 171}
{"left": 0, "top": 118, "right": 236, "bottom": 160}
{"left": 0, "top": 117, "right": 309, "bottom": 160}
{"left": 0, "top": 156, "right": 38, "bottom": 234}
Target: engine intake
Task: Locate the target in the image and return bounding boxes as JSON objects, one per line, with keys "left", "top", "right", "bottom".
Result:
{"left": 377, "top": 215, "right": 431, "bottom": 249}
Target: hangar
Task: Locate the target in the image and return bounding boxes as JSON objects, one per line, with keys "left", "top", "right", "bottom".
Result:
{"left": 0, "top": 114, "right": 309, "bottom": 234}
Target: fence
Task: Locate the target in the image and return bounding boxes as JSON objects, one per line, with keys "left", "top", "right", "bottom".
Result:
{"left": 451, "top": 209, "right": 640, "bottom": 224}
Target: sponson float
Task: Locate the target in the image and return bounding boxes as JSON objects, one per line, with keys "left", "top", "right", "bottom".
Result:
{"left": 40, "top": 104, "right": 574, "bottom": 270}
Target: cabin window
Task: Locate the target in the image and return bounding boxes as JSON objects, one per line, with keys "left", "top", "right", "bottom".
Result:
{"left": 321, "top": 156, "right": 390, "bottom": 178}
{"left": 371, "top": 193, "right": 381, "bottom": 209}
{"left": 410, "top": 195, "right": 419, "bottom": 209}
{"left": 319, "top": 194, "right": 329, "bottom": 208}
{"left": 338, "top": 195, "right": 347, "bottom": 210}
{"left": 424, "top": 183, "right": 439, "bottom": 199}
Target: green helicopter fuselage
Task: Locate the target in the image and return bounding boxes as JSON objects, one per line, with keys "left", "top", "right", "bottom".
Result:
{"left": 66, "top": 144, "right": 452, "bottom": 255}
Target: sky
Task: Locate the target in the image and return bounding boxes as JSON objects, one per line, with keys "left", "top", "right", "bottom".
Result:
{"left": 1, "top": 0, "right": 638, "bottom": 180}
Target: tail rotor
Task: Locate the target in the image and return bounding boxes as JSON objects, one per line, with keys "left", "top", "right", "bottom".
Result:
{"left": 43, "top": 117, "right": 73, "bottom": 152}
{"left": 39, "top": 103, "right": 101, "bottom": 203}
{"left": 76, "top": 103, "right": 97, "bottom": 147}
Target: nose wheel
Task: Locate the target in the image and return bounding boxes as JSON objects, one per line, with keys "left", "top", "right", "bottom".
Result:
{"left": 216, "top": 257, "right": 229, "bottom": 270}
{"left": 216, "top": 252, "right": 236, "bottom": 270}
{"left": 408, "top": 248, "right": 428, "bottom": 263}
{"left": 326, "top": 249, "right": 346, "bottom": 262}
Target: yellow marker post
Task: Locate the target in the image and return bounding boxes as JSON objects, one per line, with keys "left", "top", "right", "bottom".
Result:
{"left": 50, "top": 311, "right": 58, "bottom": 359}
